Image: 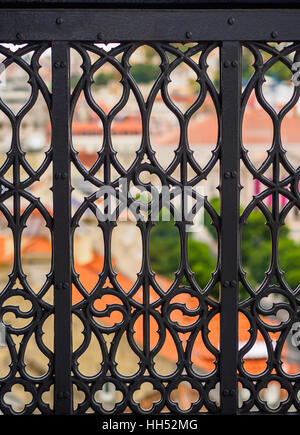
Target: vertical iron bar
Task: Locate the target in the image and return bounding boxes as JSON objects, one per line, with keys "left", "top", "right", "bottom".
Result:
{"left": 52, "top": 41, "right": 72, "bottom": 415}
{"left": 220, "top": 41, "right": 241, "bottom": 415}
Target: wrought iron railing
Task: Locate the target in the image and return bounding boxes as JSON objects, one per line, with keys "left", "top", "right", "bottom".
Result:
{"left": 0, "top": 0, "right": 300, "bottom": 416}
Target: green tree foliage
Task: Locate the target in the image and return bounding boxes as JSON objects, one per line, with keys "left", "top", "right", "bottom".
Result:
{"left": 213, "top": 48, "right": 292, "bottom": 88}
{"left": 241, "top": 48, "right": 292, "bottom": 83}
{"left": 266, "top": 61, "right": 291, "bottom": 82}
{"left": 241, "top": 48, "right": 254, "bottom": 84}
{"left": 94, "top": 71, "right": 115, "bottom": 86}
{"left": 130, "top": 63, "right": 160, "bottom": 84}
{"left": 278, "top": 238, "right": 300, "bottom": 289}
{"left": 240, "top": 208, "right": 300, "bottom": 293}
{"left": 149, "top": 216, "right": 217, "bottom": 293}
{"left": 149, "top": 198, "right": 300, "bottom": 301}
{"left": 149, "top": 219, "right": 181, "bottom": 278}
{"left": 70, "top": 74, "right": 80, "bottom": 90}
{"left": 187, "top": 238, "right": 217, "bottom": 291}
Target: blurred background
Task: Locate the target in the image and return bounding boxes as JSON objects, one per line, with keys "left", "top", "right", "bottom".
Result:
{"left": 0, "top": 42, "right": 299, "bottom": 413}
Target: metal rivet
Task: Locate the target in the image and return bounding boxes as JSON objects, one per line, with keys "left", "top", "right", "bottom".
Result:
{"left": 230, "top": 389, "right": 236, "bottom": 396}
{"left": 54, "top": 62, "right": 60, "bottom": 69}
{"left": 227, "top": 17, "right": 235, "bottom": 25}
{"left": 56, "top": 17, "right": 63, "bottom": 24}
{"left": 231, "top": 170, "right": 237, "bottom": 178}
{"left": 60, "top": 61, "right": 66, "bottom": 68}
{"left": 230, "top": 280, "right": 237, "bottom": 287}
{"left": 223, "top": 60, "right": 230, "bottom": 68}
{"left": 56, "top": 282, "right": 69, "bottom": 290}
{"left": 223, "top": 281, "right": 229, "bottom": 288}
{"left": 222, "top": 389, "right": 230, "bottom": 396}
{"left": 55, "top": 172, "right": 68, "bottom": 179}
{"left": 57, "top": 391, "right": 69, "bottom": 399}
{"left": 231, "top": 60, "right": 238, "bottom": 68}
{"left": 16, "top": 33, "right": 24, "bottom": 40}
{"left": 186, "top": 31, "right": 192, "bottom": 39}
{"left": 224, "top": 171, "right": 231, "bottom": 179}
{"left": 271, "top": 31, "right": 278, "bottom": 39}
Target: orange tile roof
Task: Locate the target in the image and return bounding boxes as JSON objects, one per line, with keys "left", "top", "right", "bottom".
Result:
{"left": 23, "top": 237, "right": 52, "bottom": 255}
{"left": 0, "top": 236, "right": 8, "bottom": 263}
{"left": 73, "top": 250, "right": 298, "bottom": 374}
{"left": 154, "top": 113, "right": 218, "bottom": 146}
{"left": 78, "top": 151, "right": 98, "bottom": 168}
{"left": 0, "top": 234, "right": 51, "bottom": 263}
{"left": 20, "top": 207, "right": 53, "bottom": 217}
{"left": 48, "top": 117, "right": 143, "bottom": 137}
{"left": 153, "top": 106, "right": 300, "bottom": 147}
{"left": 0, "top": 233, "right": 297, "bottom": 374}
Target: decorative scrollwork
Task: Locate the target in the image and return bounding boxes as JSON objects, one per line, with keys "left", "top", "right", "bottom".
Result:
{"left": 239, "top": 42, "right": 300, "bottom": 414}
{"left": 70, "top": 42, "right": 221, "bottom": 414}
{"left": 0, "top": 43, "right": 53, "bottom": 415}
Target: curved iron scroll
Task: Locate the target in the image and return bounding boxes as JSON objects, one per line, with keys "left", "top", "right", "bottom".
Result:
{"left": 2, "top": 38, "right": 300, "bottom": 416}
{"left": 69, "top": 42, "right": 221, "bottom": 414}
{"left": 239, "top": 42, "right": 300, "bottom": 414}
{"left": 0, "top": 43, "right": 54, "bottom": 415}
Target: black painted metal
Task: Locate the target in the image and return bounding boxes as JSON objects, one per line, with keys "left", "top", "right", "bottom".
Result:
{"left": 0, "top": 41, "right": 53, "bottom": 415}
{"left": 1, "top": 0, "right": 300, "bottom": 8}
{"left": 220, "top": 41, "right": 241, "bottom": 415}
{"left": 52, "top": 41, "right": 72, "bottom": 415}
{"left": 238, "top": 40, "right": 300, "bottom": 414}
{"left": 1, "top": 10, "right": 300, "bottom": 41}
{"left": 0, "top": 5, "right": 299, "bottom": 416}
{"left": 69, "top": 40, "right": 220, "bottom": 415}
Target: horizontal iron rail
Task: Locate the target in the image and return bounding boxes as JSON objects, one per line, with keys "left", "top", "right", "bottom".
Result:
{"left": 0, "top": 9, "right": 300, "bottom": 41}
{"left": 2, "top": 0, "right": 300, "bottom": 8}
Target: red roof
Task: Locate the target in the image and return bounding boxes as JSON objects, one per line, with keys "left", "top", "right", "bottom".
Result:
{"left": 47, "top": 116, "right": 142, "bottom": 136}
{"left": 1, "top": 233, "right": 297, "bottom": 375}
{"left": 153, "top": 105, "right": 300, "bottom": 147}
{"left": 72, "top": 249, "right": 299, "bottom": 374}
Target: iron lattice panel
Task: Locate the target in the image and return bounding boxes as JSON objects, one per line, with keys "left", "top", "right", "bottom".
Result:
{"left": 238, "top": 42, "right": 300, "bottom": 414}
{"left": 0, "top": 7, "right": 299, "bottom": 415}
{"left": 0, "top": 43, "right": 54, "bottom": 414}
{"left": 69, "top": 42, "right": 221, "bottom": 414}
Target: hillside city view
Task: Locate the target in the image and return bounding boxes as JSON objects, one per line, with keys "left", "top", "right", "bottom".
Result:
{"left": 0, "top": 42, "right": 300, "bottom": 413}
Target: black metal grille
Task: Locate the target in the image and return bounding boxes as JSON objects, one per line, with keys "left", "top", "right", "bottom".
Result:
{"left": 238, "top": 41, "right": 300, "bottom": 414}
{"left": 70, "top": 41, "right": 221, "bottom": 415}
{"left": 0, "top": 5, "right": 300, "bottom": 416}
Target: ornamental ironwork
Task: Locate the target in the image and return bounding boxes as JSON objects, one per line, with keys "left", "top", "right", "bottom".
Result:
{"left": 0, "top": 4, "right": 298, "bottom": 416}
